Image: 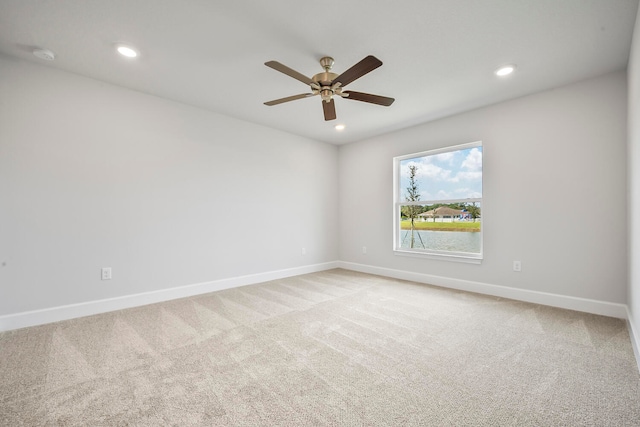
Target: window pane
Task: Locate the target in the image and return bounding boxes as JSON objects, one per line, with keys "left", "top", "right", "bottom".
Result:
{"left": 399, "top": 146, "right": 482, "bottom": 202}
{"left": 399, "top": 203, "right": 481, "bottom": 254}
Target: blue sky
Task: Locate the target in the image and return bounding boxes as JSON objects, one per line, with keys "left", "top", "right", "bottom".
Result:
{"left": 399, "top": 146, "right": 482, "bottom": 202}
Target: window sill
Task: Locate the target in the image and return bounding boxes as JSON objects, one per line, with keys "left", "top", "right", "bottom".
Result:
{"left": 393, "top": 249, "right": 482, "bottom": 264}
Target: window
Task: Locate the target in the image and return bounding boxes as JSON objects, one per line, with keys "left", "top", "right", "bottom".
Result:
{"left": 393, "top": 141, "right": 483, "bottom": 262}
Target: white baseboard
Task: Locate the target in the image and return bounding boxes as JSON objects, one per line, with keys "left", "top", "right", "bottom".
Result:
{"left": 337, "top": 261, "right": 629, "bottom": 319}
{"left": 0, "top": 261, "right": 339, "bottom": 332}
{"left": 1, "top": 260, "right": 631, "bottom": 336}
{"left": 627, "top": 308, "right": 640, "bottom": 373}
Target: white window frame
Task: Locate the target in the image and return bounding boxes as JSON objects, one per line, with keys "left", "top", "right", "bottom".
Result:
{"left": 393, "top": 141, "right": 483, "bottom": 263}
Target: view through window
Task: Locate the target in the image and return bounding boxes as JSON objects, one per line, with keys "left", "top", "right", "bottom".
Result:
{"left": 393, "top": 142, "right": 483, "bottom": 260}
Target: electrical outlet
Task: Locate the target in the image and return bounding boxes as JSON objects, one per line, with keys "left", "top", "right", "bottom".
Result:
{"left": 301, "top": 247, "right": 306, "bottom": 255}
{"left": 513, "top": 261, "right": 522, "bottom": 272}
{"left": 362, "top": 246, "right": 367, "bottom": 254}
{"left": 101, "top": 267, "right": 112, "bottom": 280}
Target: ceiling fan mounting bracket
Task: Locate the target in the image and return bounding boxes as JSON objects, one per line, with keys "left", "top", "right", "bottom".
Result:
{"left": 319, "top": 56, "right": 334, "bottom": 71}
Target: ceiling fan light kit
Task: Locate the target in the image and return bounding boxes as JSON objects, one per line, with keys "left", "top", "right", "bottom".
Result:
{"left": 264, "top": 55, "right": 395, "bottom": 121}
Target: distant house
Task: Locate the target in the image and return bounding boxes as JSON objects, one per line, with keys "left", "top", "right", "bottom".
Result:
{"left": 418, "top": 206, "right": 472, "bottom": 222}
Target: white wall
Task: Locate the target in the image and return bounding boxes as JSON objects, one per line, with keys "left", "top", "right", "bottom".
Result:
{"left": 339, "top": 71, "right": 628, "bottom": 306}
{"left": 0, "top": 51, "right": 632, "bottom": 331}
{"left": 628, "top": 6, "right": 640, "bottom": 362}
{"left": 0, "top": 55, "right": 338, "bottom": 316}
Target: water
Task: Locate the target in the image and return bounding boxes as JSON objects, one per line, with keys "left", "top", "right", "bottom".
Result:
{"left": 400, "top": 230, "right": 481, "bottom": 253}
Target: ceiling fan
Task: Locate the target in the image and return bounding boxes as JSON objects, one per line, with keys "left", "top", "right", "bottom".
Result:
{"left": 263, "top": 55, "right": 395, "bottom": 121}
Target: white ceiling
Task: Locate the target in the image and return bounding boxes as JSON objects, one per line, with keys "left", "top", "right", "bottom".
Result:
{"left": 0, "top": 0, "right": 638, "bottom": 145}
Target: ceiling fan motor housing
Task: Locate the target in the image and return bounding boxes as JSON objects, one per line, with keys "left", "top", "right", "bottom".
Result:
{"left": 312, "top": 71, "right": 339, "bottom": 102}
{"left": 312, "top": 71, "right": 338, "bottom": 86}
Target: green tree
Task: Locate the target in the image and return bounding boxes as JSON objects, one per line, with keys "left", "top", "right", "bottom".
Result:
{"left": 465, "top": 202, "right": 481, "bottom": 222}
{"left": 405, "top": 165, "right": 424, "bottom": 248}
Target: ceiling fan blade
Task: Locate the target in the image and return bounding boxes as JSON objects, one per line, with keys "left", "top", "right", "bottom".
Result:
{"left": 322, "top": 99, "right": 336, "bottom": 121}
{"left": 343, "top": 91, "right": 395, "bottom": 106}
{"left": 265, "top": 61, "right": 314, "bottom": 85}
{"left": 264, "top": 93, "right": 316, "bottom": 106}
{"left": 333, "top": 55, "right": 383, "bottom": 87}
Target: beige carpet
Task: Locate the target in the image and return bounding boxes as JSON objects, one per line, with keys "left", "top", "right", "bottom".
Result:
{"left": 1, "top": 269, "right": 639, "bottom": 426}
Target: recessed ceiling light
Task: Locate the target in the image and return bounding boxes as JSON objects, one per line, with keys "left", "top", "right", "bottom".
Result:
{"left": 495, "top": 65, "right": 516, "bottom": 77}
{"left": 335, "top": 124, "right": 346, "bottom": 131}
{"left": 33, "top": 48, "right": 55, "bottom": 61}
{"left": 116, "top": 45, "right": 138, "bottom": 58}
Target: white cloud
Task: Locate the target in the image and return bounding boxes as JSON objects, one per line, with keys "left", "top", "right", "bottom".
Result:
{"left": 436, "top": 189, "right": 451, "bottom": 199}
{"left": 456, "top": 171, "right": 482, "bottom": 181}
{"left": 419, "top": 190, "right": 432, "bottom": 199}
{"left": 461, "top": 148, "right": 482, "bottom": 171}
{"left": 453, "top": 187, "right": 481, "bottom": 198}
{"left": 422, "top": 163, "right": 452, "bottom": 180}
{"left": 401, "top": 160, "right": 452, "bottom": 182}
{"left": 434, "top": 152, "right": 455, "bottom": 164}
